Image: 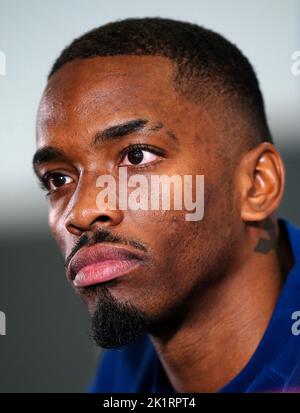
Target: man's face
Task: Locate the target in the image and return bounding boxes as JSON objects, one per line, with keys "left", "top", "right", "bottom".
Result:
{"left": 35, "top": 55, "right": 239, "bottom": 345}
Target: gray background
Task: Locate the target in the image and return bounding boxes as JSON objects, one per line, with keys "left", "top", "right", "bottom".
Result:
{"left": 0, "top": 0, "right": 299, "bottom": 392}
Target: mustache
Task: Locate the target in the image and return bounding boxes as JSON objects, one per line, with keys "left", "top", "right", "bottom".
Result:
{"left": 64, "top": 229, "right": 148, "bottom": 270}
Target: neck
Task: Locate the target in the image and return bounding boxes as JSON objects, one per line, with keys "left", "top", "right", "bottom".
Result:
{"left": 150, "top": 219, "right": 293, "bottom": 392}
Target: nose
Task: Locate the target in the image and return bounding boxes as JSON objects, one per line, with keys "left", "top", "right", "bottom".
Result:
{"left": 64, "top": 174, "right": 124, "bottom": 236}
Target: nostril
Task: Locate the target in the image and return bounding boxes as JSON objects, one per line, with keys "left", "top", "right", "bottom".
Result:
{"left": 98, "top": 215, "right": 110, "bottom": 223}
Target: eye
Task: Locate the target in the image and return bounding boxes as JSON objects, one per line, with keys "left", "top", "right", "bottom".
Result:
{"left": 120, "top": 147, "right": 162, "bottom": 167}
{"left": 41, "top": 172, "right": 73, "bottom": 192}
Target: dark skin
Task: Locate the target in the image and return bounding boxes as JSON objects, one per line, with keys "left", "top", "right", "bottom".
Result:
{"left": 34, "top": 55, "right": 293, "bottom": 392}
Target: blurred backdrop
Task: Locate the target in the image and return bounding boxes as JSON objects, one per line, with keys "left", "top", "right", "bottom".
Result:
{"left": 0, "top": 0, "right": 299, "bottom": 392}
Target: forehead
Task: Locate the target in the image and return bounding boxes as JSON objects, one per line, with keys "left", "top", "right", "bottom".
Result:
{"left": 36, "top": 56, "right": 210, "bottom": 146}
{"left": 38, "top": 57, "right": 177, "bottom": 124}
{"left": 36, "top": 55, "right": 223, "bottom": 165}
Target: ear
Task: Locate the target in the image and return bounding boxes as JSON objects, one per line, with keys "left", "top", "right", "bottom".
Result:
{"left": 239, "top": 142, "right": 285, "bottom": 222}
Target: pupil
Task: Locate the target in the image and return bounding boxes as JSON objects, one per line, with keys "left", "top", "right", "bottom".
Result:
{"left": 52, "top": 175, "right": 65, "bottom": 187}
{"left": 128, "top": 149, "right": 144, "bottom": 164}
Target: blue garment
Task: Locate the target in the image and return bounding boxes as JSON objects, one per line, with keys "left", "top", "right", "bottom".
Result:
{"left": 89, "top": 219, "right": 300, "bottom": 393}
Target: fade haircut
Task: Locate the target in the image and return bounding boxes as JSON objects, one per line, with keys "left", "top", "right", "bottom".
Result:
{"left": 49, "top": 17, "right": 272, "bottom": 146}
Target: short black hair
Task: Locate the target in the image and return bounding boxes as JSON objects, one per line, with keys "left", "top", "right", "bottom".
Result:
{"left": 49, "top": 17, "right": 272, "bottom": 144}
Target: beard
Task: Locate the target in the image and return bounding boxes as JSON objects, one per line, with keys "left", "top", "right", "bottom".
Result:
{"left": 87, "top": 283, "right": 153, "bottom": 349}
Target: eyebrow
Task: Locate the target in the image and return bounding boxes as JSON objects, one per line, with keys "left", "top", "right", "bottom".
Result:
{"left": 33, "top": 118, "right": 179, "bottom": 173}
{"left": 32, "top": 147, "right": 68, "bottom": 175}
{"left": 94, "top": 118, "right": 149, "bottom": 144}
{"left": 93, "top": 118, "right": 178, "bottom": 145}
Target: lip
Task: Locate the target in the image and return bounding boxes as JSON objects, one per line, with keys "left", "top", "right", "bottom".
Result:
{"left": 68, "top": 244, "right": 146, "bottom": 288}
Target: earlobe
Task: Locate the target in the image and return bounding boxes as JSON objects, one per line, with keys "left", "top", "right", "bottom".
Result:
{"left": 240, "top": 142, "right": 285, "bottom": 222}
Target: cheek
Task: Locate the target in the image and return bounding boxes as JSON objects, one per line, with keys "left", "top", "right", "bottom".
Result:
{"left": 48, "top": 204, "right": 68, "bottom": 253}
{"left": 126, "top": 208, "right": 204, "bottom": 282}
{"left": 135, "top": 177, "right": 232, "bottom": 280}
{"left": 115, "top": 213, "right": 210, "bottom": 319}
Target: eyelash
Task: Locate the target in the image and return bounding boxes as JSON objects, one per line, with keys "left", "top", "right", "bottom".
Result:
{"left": 38, "top": 173, "right": 65, "bottom": 197}
{"left": 119, "top": 143, "right": 165, "bottom": 167}
{"left": 39, "top": 169, "right": 77, "bottom": 198}
{"left": 38, "top": 143, "right": 165, "bottom": 196}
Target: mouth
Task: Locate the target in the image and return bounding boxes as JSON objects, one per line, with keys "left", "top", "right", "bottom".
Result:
{"left": 68, "top": 244, "right": 146, "bottom": 288}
